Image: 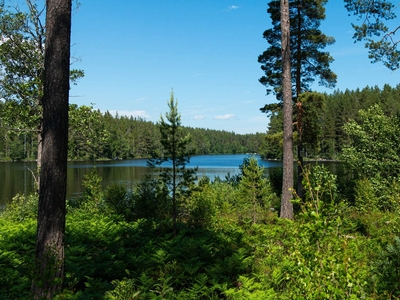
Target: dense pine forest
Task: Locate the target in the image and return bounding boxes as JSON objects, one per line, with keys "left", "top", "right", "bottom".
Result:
{"left": 261, "top": 84, "right": 400, "bottom": 160}
{"left": 0, "top": 102, "right": 263, "bottom": 161}
{"left": 2, "top": 84, "right": 400, "bottom": 162}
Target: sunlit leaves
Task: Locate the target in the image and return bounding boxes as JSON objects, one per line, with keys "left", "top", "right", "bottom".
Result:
{"left": 342, "top": 104, "right": 400, "bottom": 180}
{"left": 68, "top": 104, "right": 110, "bottom": 160}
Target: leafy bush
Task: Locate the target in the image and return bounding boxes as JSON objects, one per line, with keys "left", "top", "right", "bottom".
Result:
{"left": 0, "top": 218, "right": 36, "bottom": 299}
{"left": 1, "top": 193, "right": 38, "bottom": 221}
{"left": 373, "top": 236, "right": 400, "bottom": 297}
{"left": 182, "top": 180, "right": 216, "bottom": 228}
{"left": 300, "top": 164, "right": 339, "bottom": 217}
{"left": 132, "top": 177, "right": 170, "bottom": 221}
{"left": 354, "top": 178, "right": 379, "bottom": 212}
{"left": 70, "top": 168, "right": 104, "bottom": 212}
{"left": 104, "top": 183, "right": 134, "bottom": 220}
{"left": 3, "top": 163, "right": 400, "bottom": 298}
{"left": 342, "top": 104, "right": 400, "bottom": 212}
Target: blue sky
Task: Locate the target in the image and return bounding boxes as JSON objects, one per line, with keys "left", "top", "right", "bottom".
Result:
{"left": 70, "top": 1, "right": 399, "bottom": 134}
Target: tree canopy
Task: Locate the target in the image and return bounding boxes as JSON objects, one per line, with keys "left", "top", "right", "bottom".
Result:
{"left": 344, "top": 0, "right": 400, "bottom": 70}
{"left": 258, "top": 0, "right": 336, "bottom": 102}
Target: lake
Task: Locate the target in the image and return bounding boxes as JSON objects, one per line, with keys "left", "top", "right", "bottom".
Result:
{"left": 0, "top": 154, "right": 340, "bottom": 206}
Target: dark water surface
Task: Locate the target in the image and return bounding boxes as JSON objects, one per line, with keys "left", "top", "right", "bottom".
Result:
{"left": 0, "top": 154, "right": 340, "bottom": 206}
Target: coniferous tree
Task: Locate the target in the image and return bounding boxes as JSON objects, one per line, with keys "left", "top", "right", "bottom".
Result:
{"left": 280, "top": 0, "right": 294, "bottom": 219}
{"left": 238, "top": 156, "right": 272, "bottom": 224}
{"left": 147, "top": 90, "right": 197, "bottom": 235}
{"left": 31, "top": 0, "right": 71, "bottom": 297}
{"left": 344, "top": 0, "right": 399, "bottom": 70}
{"left": 259, "top": 0, "right": 336, "bottom": 199}
{"left": 259, "top": 0, "right": 336, "bottom": 100}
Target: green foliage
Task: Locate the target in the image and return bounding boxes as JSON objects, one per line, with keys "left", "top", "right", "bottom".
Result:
{"left": 297, "top": 92, "right": 326, "bottom": 153}
{"left": 104, "top": 183, "right": 131, "bottom": 217}
{"left": 148, "top": 91, "right": 197, "bottom": 233}
{"left": 223, "top": 275, "right": 277, "bottom": 299}
{"left": 68, "top": 104, "right": 110, "bottom": 160}
{"left": 182, "top": 178, "right": 216, "bottom": 228}
{"left": 354, "top": 178, "right": 379, "bottom": 212}
{"left": 344, "top": 0, "right": 399, "bottom": 70}
{"left": 342, "top": 104, "right": 400, "bottom": 211}
{"left": 9, "top": 134, "right": 27, "bottom": 161}
{"left": 0, "top": 218, "right": 36, "bottom": 299}
{"left": 261, "top": 84, "right": 400, "bottom": 160}
{"left": 258, "top": 0, "right": 336, "bottom": 100}
{"left": 268, "top": 167, "right": 283, "bottom": 198}
{"left": 131, "top": 177, "right": 170, "bottom": 221}
{"left": 1, "top": 193, "right": 38, "bottom": 221}
{"left": 4, "top": 153, "right": 400, "bottom": 298}
{"left": 237, "top": 156, "right": 275, "bottom": 224}
{"left": 373, "top": 236, "right": 400, "bottom": 296}
{"left": 342, "top": 104, "right": 400, "bottom": 180}
{"left": 73, "top": 168, "right": 104, "bottom": 212}
{"left": 2, "top": 182, "right": 400, "bottom": 298}
{"left": 300, "top": 164, "right": 339, "bottom": 216}
{"left": 0, "top": 0, "right": 84, "bottom": 165}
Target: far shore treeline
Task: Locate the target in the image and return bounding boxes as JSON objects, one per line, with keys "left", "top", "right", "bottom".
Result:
{"left": 1, "top": 84, "right": 400, "bottom": 162}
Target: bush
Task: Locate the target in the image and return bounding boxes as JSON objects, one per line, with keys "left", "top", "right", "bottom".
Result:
{"left": 1, "top": 193, "right": 38, "bottom": 221}
{"left": 373, "top": 236, "right": 400, "bottom": 296}
{"left": 72, "top": 168, "right": 104, "bottom": 212}
{"left": 104, "top": 183, "right": 134, "bottom": 220}
{"left": 132, "top": 177, "right": 170, "bottom": 221}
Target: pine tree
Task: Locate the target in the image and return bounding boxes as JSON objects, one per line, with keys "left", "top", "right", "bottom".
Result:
{"left": 147, "top": 90, "right": 197, "bottom": 234}
{"left": 238, "top": 156, "right": 272, "bottom": 224}
{"left": 259, "top": 0, "right": 336, "bottom": 200}
{"left": 280, "top": 0, "right": 294, "bottom": 219}
{"left": 31, "top": 0, "right": 71, "bottom": 298}
{"left": 344, "top": 0, "right": 399, "bottom": 70}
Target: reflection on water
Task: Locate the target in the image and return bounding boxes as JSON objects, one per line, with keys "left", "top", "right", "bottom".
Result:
{"left": 0, "top": 154, "right": 341, "bottom": 206}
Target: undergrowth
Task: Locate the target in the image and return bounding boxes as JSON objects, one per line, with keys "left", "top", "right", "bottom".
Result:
{"left": 1, "top": 164, "right": 400, "bottom": 298}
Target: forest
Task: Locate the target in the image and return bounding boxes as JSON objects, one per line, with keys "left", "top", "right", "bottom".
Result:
{"left": 0, "top": 102, "right": 263, "bottom": 162}
{"left": 261, "top": 84, "right": 400, "bottom": 160}
{"left": 2, "top": 84, "right": 400, "bottom": 163}
{"left": 1, "top": 0, "right": 400, "bottom": 298}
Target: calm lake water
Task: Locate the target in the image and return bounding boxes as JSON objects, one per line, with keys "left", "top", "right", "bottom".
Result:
{"left": 0, "top": 154, "right": 340, "bottom": 206}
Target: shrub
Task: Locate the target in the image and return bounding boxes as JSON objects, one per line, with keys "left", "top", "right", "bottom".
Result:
{"left": 72, "top": 168, "right": 104, "bottom": 212}
{"left": 132, "top": 177, "right": 170, "bottom": 221}
{"left": 1, "top": 193, "right": 38, "bottom": 221}
{"left": 104, "top": 183, "right": 134, "bottom": 220}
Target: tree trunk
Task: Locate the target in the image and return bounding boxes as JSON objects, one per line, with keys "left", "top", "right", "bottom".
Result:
{"left": 295, "top": 2, "right": 304, "bottom": 199}
{"left": 280, "top": 0, "right": 294, "bottom": 219}
{"left": 31, "top": 0, "right": 71, "bottom": 298}
{"left": 36, "top": 127, "right": 42, "bottom": 192}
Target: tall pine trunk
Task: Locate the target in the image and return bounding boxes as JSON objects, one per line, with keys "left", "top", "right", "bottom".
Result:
{"left": 295, "top": 2, "right": 304, "bottom": 199}
{"left": 31, "top": 0, "right": 71, "bottom": 298}
{"left": 280, "top": 0, "right": 294, "bottom": 219}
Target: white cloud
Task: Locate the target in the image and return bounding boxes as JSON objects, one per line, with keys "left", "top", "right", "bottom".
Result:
{"left": 214, "top": 113, "right": 235, "bottom": 120}
{"left": 227, "top": 5, "right": 239, "bottom": 11}
{"left": 194, "top": 115, "right": 205, "bottom": 120}
{"left": 108, "top": 110, "right": 150, "bottom": 119}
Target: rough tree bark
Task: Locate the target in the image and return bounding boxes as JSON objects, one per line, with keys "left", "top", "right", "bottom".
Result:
{"left": 280, "top": 0, "right": 294, "bottom": 219}
{"left": 31, "top": 0, "right": 71, "bottom": 298}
